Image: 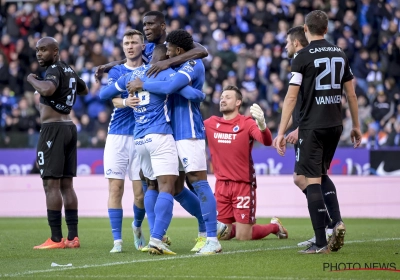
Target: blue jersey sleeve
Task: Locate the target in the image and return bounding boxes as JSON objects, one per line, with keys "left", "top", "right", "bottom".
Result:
{"left": 115, "top": 74, "right": 129, "bottom": 92}
{"left": 176, "top": 60, "right": 199, "bottom": 83}
{"left": 143, "top": 73, "right": 189, "bottom": 95}
{"left": 177, "top": 86, "right": 205, "bottom": 102}
{"left": 107, "top": 67, "right": 121, "bottom": 85}
{"left": 99, "top": 74, "right": 128, "bottom": 100}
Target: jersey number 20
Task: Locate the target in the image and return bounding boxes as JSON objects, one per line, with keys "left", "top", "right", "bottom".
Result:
{"left": 314, "top": 57, "right": 344, "bottom": 91}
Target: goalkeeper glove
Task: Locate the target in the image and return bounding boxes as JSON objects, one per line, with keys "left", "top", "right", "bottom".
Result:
{"left": 250, "top": 103, "right": 267, "bottom": 131}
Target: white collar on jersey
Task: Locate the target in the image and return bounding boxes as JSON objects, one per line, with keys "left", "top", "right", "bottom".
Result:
{"left": 124, "top": 63, "right": 145, "bottom": 70}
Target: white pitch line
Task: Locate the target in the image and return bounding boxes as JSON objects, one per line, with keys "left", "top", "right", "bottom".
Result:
{"left": 2, "top": 237, "right": 400, "bottom": 278}
{"left": 13, "top": 274, "right": 375, "bottom": 280}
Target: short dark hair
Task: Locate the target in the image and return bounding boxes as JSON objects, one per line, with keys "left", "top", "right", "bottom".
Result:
{"left": 222, "top": 85, "right": 242, "bottom": 102}
{"left": 152, "top": 44, "right": 168, "bottom": 61}
{"left": 166, "top": 29, "right": 193, "bottom": 51}
{"left": 287, "top": 26, "right": 308, "bottom": 47}
{"left": 305, "top": 10, "right": 328, "bottom": 36}
{"left": 123, "top": 29, "right": 144, "bottom": 43}
{"left": 143, "top": 11, "right": 165, "bottom": 23}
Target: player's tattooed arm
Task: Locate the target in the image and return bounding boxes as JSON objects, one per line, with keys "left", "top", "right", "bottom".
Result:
{"left": 147, "top": 42, "right": 208, "bottom": 77}
{"left": 95, "top": 59, "right": 127, "bottom": 83}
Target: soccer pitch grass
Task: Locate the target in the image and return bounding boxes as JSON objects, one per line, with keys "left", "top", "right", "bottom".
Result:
{"left": 0, "top": 218, "right": 399, "bottom": 280}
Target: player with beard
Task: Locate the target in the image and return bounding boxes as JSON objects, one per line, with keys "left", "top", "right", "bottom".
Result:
{"left": 273, "top": 26, "right": 341, "bottom": 247}
{"left": 275, "top": 11, "right": 362, "bottom": 254}
{"left": 204, "top": 85, "right": 289, "bottom": 242}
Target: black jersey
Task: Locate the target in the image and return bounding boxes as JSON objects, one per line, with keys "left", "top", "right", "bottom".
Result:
{"left": 40, "top": 61, "right": 86, "bottom": 114}
{"left": 291, "top": 92, "right": 302, "bottom": 130}
{"left": 289, "top": 39, "right": 353, "bottom": 129}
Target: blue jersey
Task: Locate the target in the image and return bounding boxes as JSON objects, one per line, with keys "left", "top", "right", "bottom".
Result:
{"left": 142, "top": 43, "right": 156, "bottom": 65}
{"left": 115, "top": 65, "right": 173, "bottom": 139}
{"left": 105, "top": 64, "right": 138, "bottom": 135}
{"left": 171, "top": 59, "right": 206, "bottom": 140}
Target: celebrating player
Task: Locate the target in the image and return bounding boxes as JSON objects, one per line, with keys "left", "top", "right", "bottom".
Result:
{"left": 101, "top": 42, "right": 205, "bottom": 255}
{"left": 128, "top": 29, "right": 224, "bottom": 254}
{"left": 98, "top": 29, "right": 147, "bottom": 253}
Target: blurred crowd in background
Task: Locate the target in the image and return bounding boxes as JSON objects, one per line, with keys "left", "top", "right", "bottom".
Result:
{"left": 1, "top": 0, "right": 400, "bottom": 149}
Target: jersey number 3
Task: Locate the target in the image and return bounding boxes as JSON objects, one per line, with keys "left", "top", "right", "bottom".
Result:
{"left": 314, "top": 57, "right": 344, "bottom": 91}
{"left": 66, "top": 78, "right": 76, "bottom": 106}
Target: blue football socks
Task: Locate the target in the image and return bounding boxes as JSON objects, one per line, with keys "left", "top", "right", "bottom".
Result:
{"left": 192, "top": 180, "right": 217, "bottom": 237}
{"left": 144, "top": 189, "right": 158, "bottom": 235}
{"left": 108, "top": 208, "right": 123, "bottom": 241}
{"left": 152, "top": 192, "right": 174, "bottom": 240}
{"left": 174, "top": 187, "right": 206, "bottom": 233}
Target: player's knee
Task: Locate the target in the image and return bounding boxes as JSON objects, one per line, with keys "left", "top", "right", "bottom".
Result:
{"left": 109, "top": 182, "right": 124, "bottom": 199}
{"left": 134, "top": 192, "right": 144, "bottom": 205}
{"left": 293, "top": 174, "right": 306, "bottom": 190}
{"left": 235, "top": 232, "right": 252, "bottom": 241}
{"left": 186, "top": 170, "right": 207, "bottom": 183}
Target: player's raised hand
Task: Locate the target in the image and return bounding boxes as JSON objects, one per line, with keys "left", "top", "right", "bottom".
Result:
{"left": 250, "top": 103, "right": 267, "bottom": 131}
{"left": 127, "top": 78, "right": 143, "bottom": 95}
{"left": 285, "top": 127, "right": 299, "bottom": 144}
{"left": 350, "top": 127, "right": 362, "bottom": 148}
{"left": 94, "top": 65, "right": 106, "bottom": 83}
{"left": 126, "top": 94, "right": 140, "bottom": 108}
{"left": 95, "top": 60, "right": 124, "bottom": 83}
{"left": 275, "top": 134, "right": 287, "bottom": 156}
{"left": 147, "top": 60, "right": 170, "bottom": 77}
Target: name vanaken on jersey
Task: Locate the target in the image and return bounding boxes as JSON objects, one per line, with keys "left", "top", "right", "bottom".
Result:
{"left": 288, "top": 39, "right": 353, "bottom": 129}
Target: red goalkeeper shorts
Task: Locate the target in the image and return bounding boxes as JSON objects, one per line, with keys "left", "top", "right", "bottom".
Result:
{"left": 215, "top": 180, "right": 256, "bottom": 224}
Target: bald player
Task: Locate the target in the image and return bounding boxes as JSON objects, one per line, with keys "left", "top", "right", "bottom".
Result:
{"left": 27, "top": 37, "right": 89, "bottom": 249}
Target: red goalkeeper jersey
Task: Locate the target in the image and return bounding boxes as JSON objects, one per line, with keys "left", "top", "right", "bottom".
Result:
{"left": 204, "top": 114, "right": 272, "bottom": 184}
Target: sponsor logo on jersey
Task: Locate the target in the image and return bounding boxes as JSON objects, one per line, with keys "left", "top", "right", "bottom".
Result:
{"left": 130, "top": 68, "right": 147, "bottom": 80}
{"left": 188, "top": 60, "right": 196, "bottom": 66}
{"left": 63, "top": 67, "right": 74, "bottom": 73}
{"left": 214, "top": 132, "right": 237, "bottom": 144}
{"left": 182, "top": 157, "right": 189, "bottom": 168}
{"left": 45, "top": 75, "right": 57, "bottom": 81}
{"left": 134, "top": 138, "right": 152, "bottom": 145}
{"left": 106, "top": 169, "right": 123, "bottom": 176}
{"left": 107, "top": 78, "right": 115, "bottom": 85}
{"left": 315, "top": 95, "right": 341, "bottom": 105}
{"left": 181, "top": 65, "right": 194, "bottom": 73}
{"left": 46, "top": 141, "right": 52, "bottom": 148}
{"left": 233, "top": 125, "right": 239, "bottom": 132}
{"left": 55, "top": 104, "right": 67, "bottom": 111}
